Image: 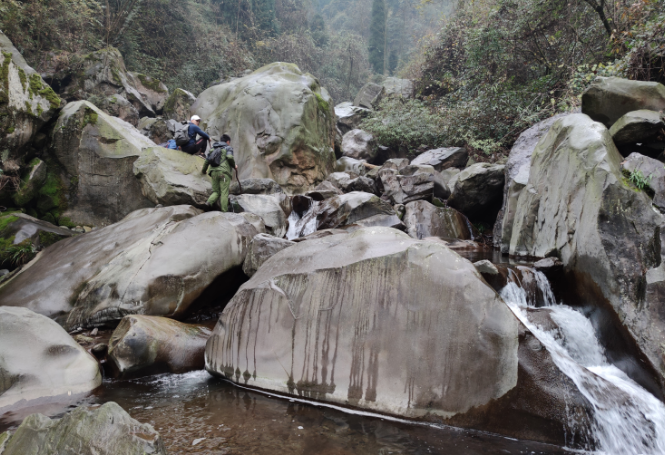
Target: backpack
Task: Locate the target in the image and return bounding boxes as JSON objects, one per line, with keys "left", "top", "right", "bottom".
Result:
{"left": 166, "top": 139, "right": 177, "bottom": 150}
{"left": 174, "top": 123, "right": 191, "bottom": 146}
{"left": 206, "top": 142, "right": 227, "bottom": 167}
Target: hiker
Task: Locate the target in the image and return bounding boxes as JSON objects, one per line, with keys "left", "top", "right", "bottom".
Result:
{"left": 181, "top": 115, "right": 211, "bottom": 156}
{"left": 202, "top": 134, "right": 237, "bottom": 211}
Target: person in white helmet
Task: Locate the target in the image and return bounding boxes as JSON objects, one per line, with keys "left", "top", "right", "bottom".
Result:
{"left": 182, "top": 115, "right": 211, "bottom": 156}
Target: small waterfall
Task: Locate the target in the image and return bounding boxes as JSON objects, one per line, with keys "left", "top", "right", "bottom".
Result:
{"left": 286, "top": 197, "right": 319, "bottom": 240}
{"left": 501, "top": 277, "right": 665, "bottom": 455}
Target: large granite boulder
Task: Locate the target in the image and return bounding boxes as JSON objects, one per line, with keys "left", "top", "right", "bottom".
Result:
{"left": 334, "top": 102, "right": 370, "bottom": 134}
{"left": 137, "top": 117, "right": 172, "bottom": 144}
{"left": 88, "top": 93, "right": 140, "bottom": 126}
{"left": 354, "top": 82, "right": 384, "bottom": 109}
{"left": 50, "top": 101, "right": 156, "bottom": 226}
{"left": 378, "top": 168, "right": 434, "bottom": 204}
{"left": 403, "top": 200, "right": 477, "bottom": 240}
{"left": 508, "top": 113, "right": 665, "bottom": 393}
{"left": 381, "top": 77, "right": 414, "bottom": 98}
{"left": 108, "top": 315, "right": 211, "bottom": 379}
{"left": 410, "top": 147, "right": 468, "bottom": 171}
{"left": 494, "top": 114, "right": 567, "bottom": 252}
{"left": 341, "top": 129, "right": 376, "bottom": 161}
{"left": 133, "top": 147, "right": 212, "bottom": 208}
{"left": 191, "top": 63, "right": 336, "bottom": 194}
{"left": 326, "top": 172, "right": 376, "bottom": 194}
{"left": 242, "top": 233, "right": 295, "bottom": 277}
{"left": 0, "top": 307, "right": 101, "bottom": 413}
{"left": 230, "top": 194, "right": 289, "bottom": 237}
{"left": 400, "top": 164, "right": 451, "bottom": 200}
{"left": 335, "top": 156, "right": 368, "bottom": 175}
{"left": 0, "top": 206, "right": 263, "bottom": 329}
{"left": 163, "top": 88, "right": 197, "bottom": 122}
{"left": 41, "top": 47, "right": 167, "bottom": 118}
{"left": 609, "top": 109, "right": 665, "bottom": 148}
{"left": 447, "top": 163, "right": 505, "bottom": 223}
{"left": 0, "top": 402, "right": 166, "bottom": 455}
{"left": 621, "top": 152, "right": 665, "bottom": 211}
{"left": 582, "top": 77, "right": 665, "bottom": 128}
{"left": 0, "top": 31, "right": 62, "bottom": 160}
{"left": 204, "top": 227, "right": 593, "bottom": 445}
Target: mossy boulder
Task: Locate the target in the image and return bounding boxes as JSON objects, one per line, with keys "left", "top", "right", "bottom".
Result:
{"left": 0, "top": 31, "right": 62, "bottom": 161}
{"left": 87, "top": 93, "right": 140, "bottom": 126}
{"left": 0, "top": 402, "right": 165, "bottom": 455}
{"left": 163, "top": 87, "right": 197, "bottom": 122}
{"left": 50, "top": 101, "right": 156, "bottom": 226}
{"left": 11, "top": 158, "right": 47, "bottom": 207}
{"left": 192, "top": 62, "right": 336, "bottom": 194}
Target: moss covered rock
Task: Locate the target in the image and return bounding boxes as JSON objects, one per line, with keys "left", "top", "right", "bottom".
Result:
{"left": 192, "top": 62, "right": 336, "bottom": 194}
{"left": 163, "top": 87, "right": 196, "bottom": 122}
{"left": 50, "top": 101, "right": 156, "bottom": 226}
{"left": 0, "top": 402, "right": 165, "bottom": 455}
{"left": 11, "top": 158, "right": 47, "bottom": 207}
{"left": 0, "top": 31, "right": 62, "bottom": 161}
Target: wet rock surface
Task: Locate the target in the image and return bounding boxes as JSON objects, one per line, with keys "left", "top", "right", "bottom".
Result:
{"left": 192, "top": 63, "right": 336, "bottom": 194}
{"left": 0, "top": 402, "right": 166, "bottom": 455}
{"left": 403, "top": 200, "right": 477, "bottom": 241}
{"left": 447, "top": 163, "right": 505, "bottom": 223}
{"left": 107, "top": 315, "right": 211, "bottom": 379}
{"left": 0, "top": 307, "right": 101, "bottom": 412}
{"left": 230, "top": 194, "right": 289, "bottom": 237}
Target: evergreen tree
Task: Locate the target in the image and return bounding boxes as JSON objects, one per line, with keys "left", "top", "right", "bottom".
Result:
{"left": 388, "top": 49, "right": 398, "bottom": 75}
{"left": 310, "top": 13, "right": 328, "bottom": 47}
{"left": 368, "top": 0, "right": 386, "bottom": 74}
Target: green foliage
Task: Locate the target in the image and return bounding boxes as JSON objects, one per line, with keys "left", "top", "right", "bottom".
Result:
{"left": 388, "top": 49, "right": 398, "bottom": 75}
{"left": 0, "top": 240, "right": 36, "bottom": 267}
{"left": 369, "top": 0, "right": 386, "bottom": 74}
{"left": 628, "top": 170, "right": 653, "bottom": 191}
{"left": 310, "top": 14, "right": 328, "bottom": 48}
{"left": 38, "top": 231, "right": 62, "bottom": 249}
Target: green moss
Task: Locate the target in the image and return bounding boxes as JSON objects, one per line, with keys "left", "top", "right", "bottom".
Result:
{"left": 137, "top": 73, "right": 167, "bottom": 93}
{"left": 37, "top": 171, "right": 67, "bottom": 214}
{"left": 0, "top": 215, "right": 19, "bottom": 235}
{"left": 28, "top": 73, "right": 43, "bottom": 94}
{"left": 111, "top": 68, "right": 122, "bottom": 85}
{"left": 24, "top": 101, "right": 33, "bottom": 116}
{"left": 41, "top": 212, "right": 57, "bottom": 225}
{"left": 18, "top": 67, "right": 27, "bottom": 91}
{"left": 38, "top": 231, "right": 62, "bottom": 248}
{"left": 1, "top": 52, "right": 11, "bottom": 94}
{"left": 37, "top": 86, "right": 61, "bottom": 110}
{"left": 314, "top": 92, "right": 330, "bottom": 113}
{"left": 6, "top": 126, "right": 14, "bottom": 134}
{"left": 58, "top": 216, "right": 77, "bottom": 228}
{"left": 82, "top": 107, "right": 98, "bottom": 127}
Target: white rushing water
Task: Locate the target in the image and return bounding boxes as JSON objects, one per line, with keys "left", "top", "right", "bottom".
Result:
{"left": 285, "top": 204, "right": 318, "bottom": 240}
{"left": 500, "top": 275, "right": 665, "bottom": 455}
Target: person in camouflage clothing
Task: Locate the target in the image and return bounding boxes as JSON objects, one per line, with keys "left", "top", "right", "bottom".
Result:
{"left": 202, "top": 134, "right": 237, "bottom": 211}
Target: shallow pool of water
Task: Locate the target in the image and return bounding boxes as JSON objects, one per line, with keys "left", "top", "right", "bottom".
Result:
{"left": 0, "top": 370, "right": 574, "bottom": 455}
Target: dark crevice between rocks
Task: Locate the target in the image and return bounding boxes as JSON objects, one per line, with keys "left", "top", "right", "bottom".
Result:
{"left": 544, "top": 267, "right": 665, "bottom": 402}
{"left": 181, "top": 266, "right": 248, "bottom": 324}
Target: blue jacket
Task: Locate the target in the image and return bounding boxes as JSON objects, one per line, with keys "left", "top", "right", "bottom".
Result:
{"left": 187, "top": 123, "right": 210, "bottom": 147}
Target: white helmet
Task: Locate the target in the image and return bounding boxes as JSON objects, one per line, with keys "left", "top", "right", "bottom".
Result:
{"left": 190, "top": 115, "right": 201, "bottom": 122}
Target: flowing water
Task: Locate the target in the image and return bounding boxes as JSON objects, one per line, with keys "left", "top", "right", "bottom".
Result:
{"left": 285, "top": 203, "right": 319, "bottom": 240}
{"left": 501, "top": 274, "right": 665, "bottom": 455}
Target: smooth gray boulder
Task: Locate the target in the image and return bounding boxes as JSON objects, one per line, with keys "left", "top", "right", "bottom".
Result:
{"left": 108, "top": 315, "right": 211, "bottom": 379}
{"left": 381, "top": 77, "right": 414, "bottom": 98}
{"left": 0, "top": 31, "right": 62, "bottom": 160}
{"left": 316, "top": 192, "right": 395, "bottom": 229}
{"left": 508, "top": 113, "right": 665, "bottom": 392}
{"left": 474, "top": 259, "right": 498, "bottom": 275}
{"left": 0, "top": 213, "right": 73, "bottom": 252}
{"left": 229, "top": 178, "right": 283, "bottom": 195}
{"left": 0, "top": 206, "right": 263, "bottom": 329}
{"left": 378, "top": 168, "right": 434, "bottom": 204}
{"left": 494, "top": 114, "right": 567, "bottom": 252}
{"left": 0, "top": 402, "right": 166, "bottom": 455}
{"left": 0, "top": 307, "right": 101, "bottom": 413}
{"left": 447, "top": 163, "right": 505, "bottom": 222}
{"left": 133, "top": 147, "right": 212, "bottom": 208}
{"left": 163, "top": 88, "right": 197, "bottom": 122}
{"left": 622, "top": 152, "right": 665, "bottom": 211}
{"left": 381, "top": 158, "right": 409, "bottom": 172}
{"left": 242, "top": 233, "right": 295, "bottom": 277}
{"left": 335, "top": 156, "right": 367, "bottom": 175}
{"left": 230, "top": 194, "right": 289, "bottom": 237}
{"left": 610, "top": 109, "right": 665, "bottom": 147}
{"left": 192, "top": 63, "right": 336, "bottom": 194}
{"left": 335, "top": 101, "right": 370, "bottom": 134}
{"left": 403, "top": 200, "right": 477, "bottom": 240}
{"left": 411, "top": 147, "right": 468, "bottom": 171}
{"left": 50, "top": 101, "right": 156, "bottom": 226}
{"left": 305, "top": 180, "right": 343, "bottom": 200}
{"left": 341, "top": 129, "right": 376, "bottom": 161}
{"left": 205, "top": 227, "right": 596, "bottom": 445}
{"left": 582, "top": 77, "right": 665, "bottom": 128}
{"left": 400, "top": 164, "right": 451, "bottom": 200}
{"left": 354, "top": 82, "right": 384, "bottom": 109}
{"left": 326, "top": 172, "right": 375, "bottom": 194}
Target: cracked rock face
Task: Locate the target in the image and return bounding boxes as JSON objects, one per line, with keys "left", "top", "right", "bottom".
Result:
{"left": 192, "top": 63, "right": 336, "bottom": 194}
{"left": 0, "top": 206, "right": 263, "bottom": 329}
{"left": 0, "top": 306, "right": 101, "bottom": 413}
